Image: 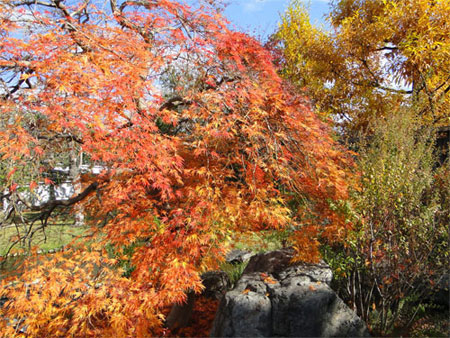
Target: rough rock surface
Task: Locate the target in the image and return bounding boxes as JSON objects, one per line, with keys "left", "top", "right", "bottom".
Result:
{"left": 226, "top": 250, "right": 255, "bottom": 265}
{"left": 201, "top": 271, "right": 232, "bottom": 300}
{"left": 211, "top": 249, "right": 370, "bottom": 337}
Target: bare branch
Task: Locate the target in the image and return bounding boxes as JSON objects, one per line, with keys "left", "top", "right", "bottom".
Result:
{"left": 375, "top": 46, "right": 398, "bottom": 52}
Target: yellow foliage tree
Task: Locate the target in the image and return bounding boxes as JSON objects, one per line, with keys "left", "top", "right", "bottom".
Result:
{"left": 277, "top": 0, "right": 450, "bottom": 132}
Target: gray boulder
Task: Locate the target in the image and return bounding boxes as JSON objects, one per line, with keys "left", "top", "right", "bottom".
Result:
{"left": 226, "top": 249, "right": 255, "bottom": 265}
{"left": 211, "top": 249, "right": 370, "bottom": 337}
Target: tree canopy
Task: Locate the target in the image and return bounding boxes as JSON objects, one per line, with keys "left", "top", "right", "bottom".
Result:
{"left": 0, "top": 0, "right": 353, "bottom": 336}
{"left": 277, "top": 0, "right": 450, "bottom": 132}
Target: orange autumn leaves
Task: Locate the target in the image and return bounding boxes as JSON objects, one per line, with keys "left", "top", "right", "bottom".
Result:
{"left": 0, "top": 0, "right": 353, "bottom": 336}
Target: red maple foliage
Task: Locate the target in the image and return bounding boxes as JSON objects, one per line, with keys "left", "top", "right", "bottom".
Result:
{"left": 0, "top": 0, "right": 353, "bottom": 336}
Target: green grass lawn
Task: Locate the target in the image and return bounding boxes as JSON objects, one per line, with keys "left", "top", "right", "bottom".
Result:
{"left": 231, "top": 230, "right": 287, "bottom": 253}
{"left": 0, "top": 223, "right": 88, "bottom": 256}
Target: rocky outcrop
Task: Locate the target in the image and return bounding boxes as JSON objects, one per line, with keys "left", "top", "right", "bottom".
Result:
{"left": 211, "top": 249, "right": 370, "bottom": 337}
{"left": 226, "top": 250, "right": 255, "bottom": 265}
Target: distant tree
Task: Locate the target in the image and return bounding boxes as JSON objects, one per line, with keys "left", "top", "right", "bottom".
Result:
{"left": 0, "top": 0, "right": 353, "bottom": 336}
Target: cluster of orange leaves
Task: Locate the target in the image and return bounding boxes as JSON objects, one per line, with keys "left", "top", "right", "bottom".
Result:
{"left": 170, "top": 297, "right": 219, "bottom": 337}
{"left": 0, "top": 0, "right": 354, "bottom": 336}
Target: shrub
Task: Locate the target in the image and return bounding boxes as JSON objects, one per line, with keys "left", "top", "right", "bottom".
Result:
{"left": 324, "top": 110, "right": 449, "bottom": 335}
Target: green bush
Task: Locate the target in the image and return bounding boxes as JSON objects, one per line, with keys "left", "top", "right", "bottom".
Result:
{"left": 324, "top": 110, "right": 449, "bottom": 335}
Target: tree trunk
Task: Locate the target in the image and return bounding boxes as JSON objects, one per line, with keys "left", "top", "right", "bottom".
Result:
{"left": 70, "top": 149, "right": 84, "bottom": 227}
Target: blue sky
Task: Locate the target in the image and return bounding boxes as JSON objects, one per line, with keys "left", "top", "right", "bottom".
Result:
{"left": 223, "top": 0, "right": 332, "bottom": 38}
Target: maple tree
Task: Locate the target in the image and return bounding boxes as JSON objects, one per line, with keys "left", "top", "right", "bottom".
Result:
{"left": 276, "top": 0, "right": 450, "bottom": 133}
{"left": 0, "top": 0, "right": 353, "bottom": 336}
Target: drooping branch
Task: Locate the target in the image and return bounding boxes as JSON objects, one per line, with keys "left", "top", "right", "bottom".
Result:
{"left": 36, "top": 133, "right": 84, "bottom": 144}
{"left": 31, "top": 181, "right": 98, "bottom": 212}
